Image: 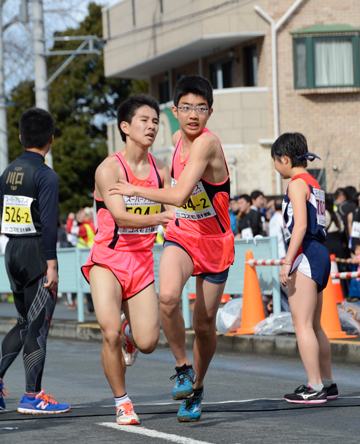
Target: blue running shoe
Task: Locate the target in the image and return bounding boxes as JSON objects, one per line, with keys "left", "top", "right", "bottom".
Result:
{"left": 0, "top": 379, "right": 8, "bottom": 411}
{"left": 170, "top": 365, "right": 196, "bottom": 400}
{"left": 18, "top": 390, "right": 71, "bottom": 414}
{"left": 177, "top": 387, "right": 204, "bottom": 422}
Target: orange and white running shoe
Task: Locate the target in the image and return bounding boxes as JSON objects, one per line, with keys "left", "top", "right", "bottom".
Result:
{"left": 116, "top": 401, "right": 140, "bottom": 425}
{"left": 121, "top": 313, "right": 138, "bottom": 366}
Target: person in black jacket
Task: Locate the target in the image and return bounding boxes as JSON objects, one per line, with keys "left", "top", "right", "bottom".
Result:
{"left": 0, "top": 108, "right": 70, "bottom": 414}
{"left": 235, "top": 194, "right": 265, "bottom": 238}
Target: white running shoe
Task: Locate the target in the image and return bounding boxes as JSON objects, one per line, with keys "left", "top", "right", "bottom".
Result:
{"left": 121, "top": 313, "right": 139, "bottom": 366}
{"left": 116, "top": 401, "right": 140, "bottom": 425}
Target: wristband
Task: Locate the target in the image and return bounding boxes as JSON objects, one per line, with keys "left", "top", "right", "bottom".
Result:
{"left": 283, "top": 261, "right": 292, "bottom": 265}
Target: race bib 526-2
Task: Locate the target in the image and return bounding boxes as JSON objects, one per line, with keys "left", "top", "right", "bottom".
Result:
{"left": 1, "top": 195, "right": 36, "bottom": 234}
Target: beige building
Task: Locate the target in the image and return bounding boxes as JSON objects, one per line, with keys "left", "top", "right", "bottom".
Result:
{"left": 102, "top": 0, "right": 360, "bottom": 196}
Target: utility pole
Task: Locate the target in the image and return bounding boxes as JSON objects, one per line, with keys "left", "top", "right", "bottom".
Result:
{"left": 31, "top": 0, "right": 52, "bottom": 167}
{"left": 0, "top": 1, "right": 8, "bottom": 174}
{"left": 2, "top": 0, "right": 101, "bottom": 172}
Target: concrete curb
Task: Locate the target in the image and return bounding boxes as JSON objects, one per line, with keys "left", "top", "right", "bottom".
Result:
{"left": 1, "top": 318, "right": 360, "bottom": 364}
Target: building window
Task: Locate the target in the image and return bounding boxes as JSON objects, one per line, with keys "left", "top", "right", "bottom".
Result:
{"left": 159, "top": 80, "right": 170, "bottom": 104}
{"left": 293, "top": 30, "right": 360, "bottom": 89}
{"left": 244, "top": 45, "right": 258, "bottom": 86}
{"left": 177, "top": 71, "right": 185, "bottom": 82}
{"left": 308, "top": 168, "right": 326, "bottom": 192}
{"left": 210, "top": 59, "right": 233, "bottom": 89}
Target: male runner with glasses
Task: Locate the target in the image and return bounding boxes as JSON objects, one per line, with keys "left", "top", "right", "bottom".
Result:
{"left": 109, "top": 76, "right": 234, "bottom": 422}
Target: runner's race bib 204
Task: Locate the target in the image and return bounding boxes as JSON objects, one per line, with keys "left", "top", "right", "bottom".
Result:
{"left": 1, "top": 195, "right": 36, "bottom": 234}
{"left": 172, "top": 178, "right": 216, "bottom": 221}
{"left": 118, "top": 196, "right": 161, "bottom": 234}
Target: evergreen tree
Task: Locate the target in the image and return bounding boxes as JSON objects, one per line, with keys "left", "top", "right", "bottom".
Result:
{"left": 6, "top": 2, "right": 146, "bottom": 214}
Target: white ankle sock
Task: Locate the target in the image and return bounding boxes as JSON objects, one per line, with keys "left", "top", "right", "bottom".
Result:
{"left": 308, "top": 382, "right": 324, "bottom": 391}
{"left": 322, "top": 379, "right": 333, "bottom": 387}
{"left": 115, "top": 393, "right": 131, "bottom": 408}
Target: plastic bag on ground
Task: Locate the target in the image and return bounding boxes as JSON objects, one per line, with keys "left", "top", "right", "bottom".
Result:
{"left": 337, "top": 307, "right": 360, "bottom": 335}
{"left": 254, "top": 312, "right": 294, "bottom": 336}
{"left": 216, "top": 298, "right": 243, "bottom": 334}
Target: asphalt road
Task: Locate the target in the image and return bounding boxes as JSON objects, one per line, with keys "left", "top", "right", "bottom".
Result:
{"left": 0, "top": 335, "right": 360, "bottom": 444}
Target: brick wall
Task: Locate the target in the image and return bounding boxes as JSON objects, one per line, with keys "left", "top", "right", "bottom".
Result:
{"left": 265, "top": 0, "right": 360, "bottom": 192}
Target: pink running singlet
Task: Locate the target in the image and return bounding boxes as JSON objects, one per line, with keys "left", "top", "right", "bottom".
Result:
{"left": 165, "top": 128, "right": 234, "bottom": 275}
{"left": 82, "top": 152, "right": 163, "bottom": 300}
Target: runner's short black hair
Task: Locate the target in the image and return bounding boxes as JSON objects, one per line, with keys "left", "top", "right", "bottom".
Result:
{"left": 19, "top": 108, "right": 55, "bottom": 149}
{"left": 237, "top": 194, "right": 251, "bottom": 203}
{"left": 117, "top": 94, "right": 160, "bottom": 142}
{"left": 271, "top": 132, "right": 308, "bottom": 168}
{"left": 173, "top": 75, "right": 213, "bottom": 108}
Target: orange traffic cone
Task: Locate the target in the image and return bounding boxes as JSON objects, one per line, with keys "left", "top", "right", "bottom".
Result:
{"left": 330, "top": 254, "right": 344, "bottom": 303}
{"left": 220, "top": 294, "right": 230, "bottom": 304}
{"left": 234, "top": 250, "right": 266, "bottom": 335}
{"left": 321, "top": 275, "right": 357, "bottom": 339}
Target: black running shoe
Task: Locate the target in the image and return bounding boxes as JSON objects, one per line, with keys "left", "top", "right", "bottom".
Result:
{"left": 284, "top": 384, "right": 327, "bottom": 404}
{"left": 325, "top": 383, "right": 338, "bottom": 400}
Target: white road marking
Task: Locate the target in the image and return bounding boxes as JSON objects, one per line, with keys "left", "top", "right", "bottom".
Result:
{"left": 97, "top": 396, "right": 360, "bottom": 409}
{"left": 98, "top": 423, "right": 213, "bottom": 444}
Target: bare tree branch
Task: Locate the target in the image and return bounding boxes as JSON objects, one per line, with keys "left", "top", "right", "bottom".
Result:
{"left": 2, "top": 0, "right": 107, "bottom": 93}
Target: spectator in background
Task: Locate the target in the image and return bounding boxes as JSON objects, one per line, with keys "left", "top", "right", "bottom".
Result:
{"left": 66, "top": 207, "right": 95, "bottom": 248}
{"left": 57, "top": 214, "right": 72, "bottom": 249}
{"left": 250, "top": 190, "right": 267, "bottom": 236}
{"left": 235, "top": 194, "right": 264, "bottom": 239}
{"left": 229, "top": 197, "right": 239, "bottom": 235}
{"left": 323, "top": 195, "right": 345, "bottom": 259}
{"left": 268, "top": 199, "right": 286, "bottom": 259}
{"left": 348, "top": 243, "right": 360, "bottom": 301}
{"left": 337, "top": 186, "right": 357, "bottom": 243}
{"left": 347, "top": 191, "right": 360, "bottom": 252}
{"left": 333, "top": 187, "right": 346, "bottom": 212}
{"left": 66, "top": 207, "right": 96, "bottom": 313}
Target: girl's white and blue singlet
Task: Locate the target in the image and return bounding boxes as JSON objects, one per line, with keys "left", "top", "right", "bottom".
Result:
{"left": 282, "top": 173, "right": 330, "bottom": 291}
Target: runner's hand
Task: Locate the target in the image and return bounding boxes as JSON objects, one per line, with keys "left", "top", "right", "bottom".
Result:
{"left": 279, "top": 264, "right": 292, "bottom": 287}
{"left": 109, "top": 179, "right": 137, "bottom": 197}
{"left": 44, "top": 267, "right": 59, "bottom": 291}
{"left": 157, "top": 210, "right": 174, "bottom": 228}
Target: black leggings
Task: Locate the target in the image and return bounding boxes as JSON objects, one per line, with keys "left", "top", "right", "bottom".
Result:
{"left": 0, "top": 274, "right": 56, "bottom": 392}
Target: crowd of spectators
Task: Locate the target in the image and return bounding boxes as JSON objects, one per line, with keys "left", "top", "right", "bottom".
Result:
{"left": 57, "top": 207, "right": 96, "bottom": 313}
{"left": 230, "top": 185, "right": 360, "bottom": 301}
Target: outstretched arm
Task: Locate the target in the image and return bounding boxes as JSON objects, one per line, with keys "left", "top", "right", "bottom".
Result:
{"left": 97, "top": 161, "right": 173, "bottom": 229}
{"left": 109, "top": 135, "right": 217, "bottom": 206}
